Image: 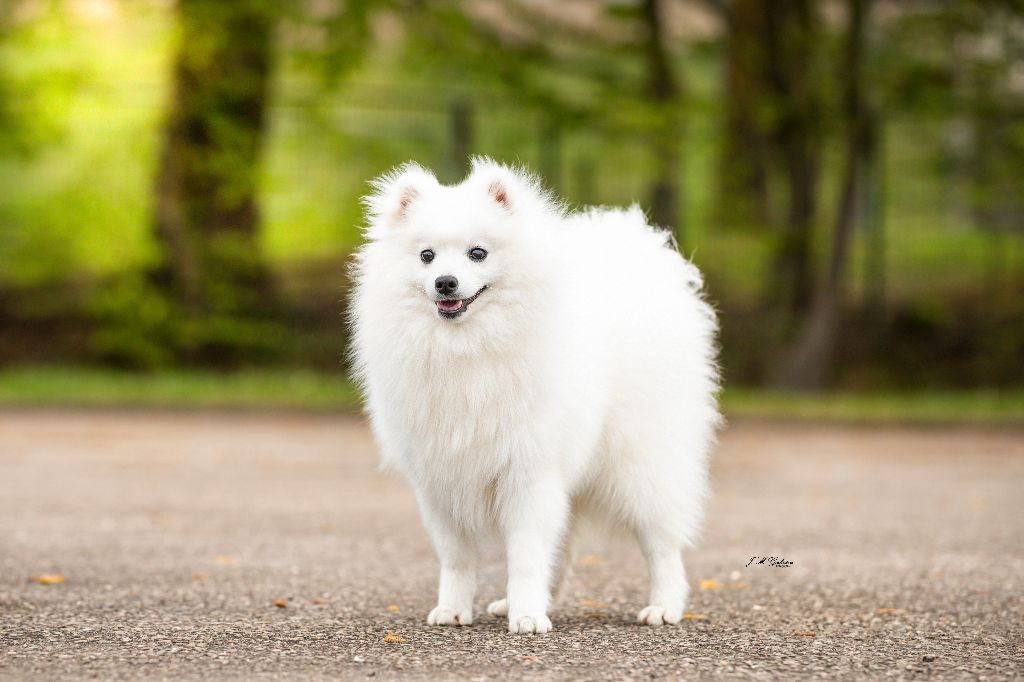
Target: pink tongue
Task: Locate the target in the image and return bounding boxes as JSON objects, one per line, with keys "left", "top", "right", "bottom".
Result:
{"left": 437, "top": 299, "right": 462, "bottom": 312}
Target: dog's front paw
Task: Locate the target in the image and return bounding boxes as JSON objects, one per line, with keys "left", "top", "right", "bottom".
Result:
{"left": 427, "top": 605, "right": 473, "bottom": 626}
{"left": 486, "top": 598, "right": 508, "bottom": 617}
{"left": 637, "top": 604, "right": 683, "bottom": 626}
{"left": 508, "top": 613, "right": 552, "bottom": 634}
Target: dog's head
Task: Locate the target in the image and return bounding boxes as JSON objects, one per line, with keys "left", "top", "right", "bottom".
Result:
{"left": 361, "top": 158, "right": 559, "bottom": 325}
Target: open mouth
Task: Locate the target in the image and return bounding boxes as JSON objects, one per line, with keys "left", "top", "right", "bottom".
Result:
{"left": 435, "top": 285, "right": 488, "bottom": 319}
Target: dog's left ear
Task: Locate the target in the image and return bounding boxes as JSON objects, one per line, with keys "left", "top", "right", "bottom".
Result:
{"left": 468, "top": 158, "right": 538, "bottom": 215}
{"left": 487, "top": 177, "right": 512, "bottom": 212}
{"left": 363, "top": 163, "right": 438, "bottom": 237}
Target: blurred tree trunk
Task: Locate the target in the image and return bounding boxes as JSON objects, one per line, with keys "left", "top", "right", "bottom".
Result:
{"left": 151, "top": 0, "right": 274, "bottom": 324}
{"left": 765, "top": 0, "right": 822, "bottom": 320}
{"left": 716, "top": 0, "right": 771, "bottom": 228}
{"left": 772, "top": 0, "right": 872, "bottom": 389}
{"left": 447, "top": 97, "right": 473, "bottom": 182}
{"left": 642, "top": 0, "right": 684, "bottom": 244}
{"left": 862, "top": 114, "right": 886, "bottom": 323}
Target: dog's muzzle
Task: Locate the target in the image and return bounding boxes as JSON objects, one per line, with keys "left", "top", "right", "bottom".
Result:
{"left": 435, "top": 285, "right": 488, "bottom": 319}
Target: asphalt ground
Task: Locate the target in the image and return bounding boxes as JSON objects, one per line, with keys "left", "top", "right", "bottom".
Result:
{"left": 1, "top": 411, "right": 1022, "bottom": 680}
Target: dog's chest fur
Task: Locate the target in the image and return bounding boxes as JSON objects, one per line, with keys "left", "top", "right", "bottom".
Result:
{"left": 382, "top": 348, "right": 546, "bottom": 525}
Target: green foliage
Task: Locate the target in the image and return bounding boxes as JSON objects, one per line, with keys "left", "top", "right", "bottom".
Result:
{"left": 280, "top": 0, "right": 383, "bottom": 84}
{"left": 87, "top": 271, "right": 289, "bottom": 370}
{"left": 0, "top": 1, "right": 167, "bottom": 286}
{"left": 0, "top": 366, "right": 361, "bottom": 410}
{"left": 722, "top": 387, "right": 1024, "bottom": 425}
{"left": 0, "top": 0, "right": 1021, "bottom": 391}
{"left": 87, "top": 274, "right": 179, "bottom": 369}
{"left": 0, "top": 2, "right": 72, "bottom": 156}
{"left": 881, "top": 1, "right": 1024, "bottom": 234}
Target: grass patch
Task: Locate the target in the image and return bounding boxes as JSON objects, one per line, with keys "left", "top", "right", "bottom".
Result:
{"left": 0, "top": 366, "right": 1021, "bottom": 425}
{"left": 722, "top": 388, "right": 1024, "bottom": 426}
{"left": 0, "top": 367, "right": 361, "bottom": 411}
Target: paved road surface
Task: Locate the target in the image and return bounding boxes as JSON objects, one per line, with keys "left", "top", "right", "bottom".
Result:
{"left": 1, "top": 411, "right": 1022, "bottom": 680}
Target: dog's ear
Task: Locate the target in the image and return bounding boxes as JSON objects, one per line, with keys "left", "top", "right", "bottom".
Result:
{"left": 487, "top": 178, "right": 512, "bottom": 212}
{"left": 363, "top": 163, "right": 438, "bottom": 235}
{"left": 468, "top": 158, "right": 538, "bottom": 214}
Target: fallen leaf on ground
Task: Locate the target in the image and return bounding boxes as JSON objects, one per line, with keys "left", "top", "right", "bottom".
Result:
{"left": 309, "top": 598, "right": 325, "bottom": 605}
{"left": 522, "top": 655, "right": 538, "bottom": 663}
{"left": 699, "top": 579, "right": 721, "bottom": 590}
{"left": 214, "top": 555, "right": 233, "bottom": 566}
{"left": 579, "top": 599, "right": 607, "bottom": 608}
{"left": 30, "top": 574, "right": 65, "bottom": 585}
{"left": 383, "top": 630, "right": 405, "bottom": 644}
{"left": 682, "top": 613, "right": 706, "bottom": 620}
{"left": 274, "top": 599, "right": 288, "bottom": 608}
{"left": 192, "top": 572, "right": 207, "bottom": 582}
{"left": 875, "top": 607, "right": 901, "bottom": 615}
{"left": 579, "top": 554, "right": 606, "bottom": 567}
{"left": 794, "top": 631, "right": 816, "bottom": 637}
{"left": 386, "top": 604, "right": 400, "bottom": 613}
{"left": 728, "top": 583, "right": 748, "bottom": 590}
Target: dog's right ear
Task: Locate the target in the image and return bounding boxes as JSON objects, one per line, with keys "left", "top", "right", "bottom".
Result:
{"left": 363, "top": 163, "right": 438, "bottom": 237}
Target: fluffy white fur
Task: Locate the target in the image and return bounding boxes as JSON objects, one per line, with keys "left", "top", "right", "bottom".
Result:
{"left": 349, "top": 158, "right": 720, "bottom": 634}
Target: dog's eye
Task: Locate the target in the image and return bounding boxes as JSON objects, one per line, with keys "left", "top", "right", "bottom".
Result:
{"left": 468, "top": 247, "right": 488, "bottom": 262}
{"left": 420, "top": 249, "right": 434, "bottom": 264}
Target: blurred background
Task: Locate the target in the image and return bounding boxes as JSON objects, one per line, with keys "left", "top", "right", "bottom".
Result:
{"left": 0, "top": 0, "right": 1022, "bottom": 420}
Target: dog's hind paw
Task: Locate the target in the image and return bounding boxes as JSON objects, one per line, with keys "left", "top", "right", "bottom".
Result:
{"left": 486, "top": 598, "right": 508, "bottom": 617}
{"left": 637, "top": 604, "right": 682, "bottom": 626}
{"left": 427, "top": 605, "right": 472, "bottom": 626}
{"left": 508, "top": 613, "right": 552, "bottom": 634}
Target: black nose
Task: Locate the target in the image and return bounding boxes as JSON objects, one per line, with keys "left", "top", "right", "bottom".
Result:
{"left": 434, "top": 275, "right": 459, "bottom": 295}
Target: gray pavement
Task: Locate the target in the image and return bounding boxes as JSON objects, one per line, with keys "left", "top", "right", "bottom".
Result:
{"left": 0, "top": 411, "right": 1022, "bottom": 680}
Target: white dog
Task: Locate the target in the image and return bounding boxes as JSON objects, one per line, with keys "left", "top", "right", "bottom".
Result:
{"left": 349, "top": 158, "right": 720, "bottom": 634}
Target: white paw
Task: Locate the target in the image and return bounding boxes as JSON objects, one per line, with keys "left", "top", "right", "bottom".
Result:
{"left": 637, "top": 605, "right": 683, "bottom": 626}
{"left": 427, "top": 605, "right": 472, "bottom": 626}
{"left": 508, "top": 613, "right": 552, "bottom": 634}
{"left": 486, "top": 598, "right": 508, "bottom": 617}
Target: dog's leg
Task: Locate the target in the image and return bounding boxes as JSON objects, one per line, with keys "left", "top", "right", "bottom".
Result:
{"left": 487, "top": 512, "right": 579, "bottom": 619}
{"left": 636, "top": 532, "right": 687, "bottom": 626}
{"left": 418, "top": 499, "right": 477, "bottom": 626}
{"left": 551, "top": 513, "right": 580, "bottom": 603}
{"left": 500, "top": 477, "right": 569, "bottom": 634}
